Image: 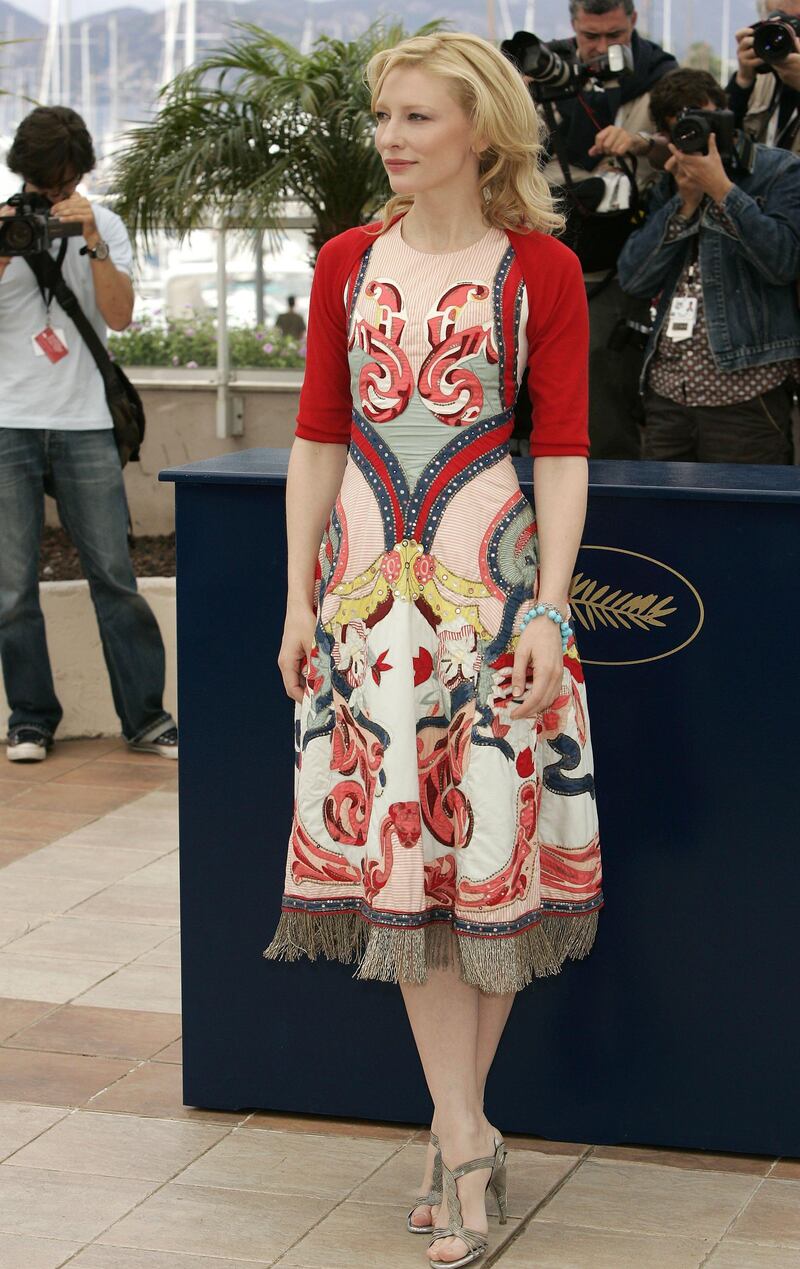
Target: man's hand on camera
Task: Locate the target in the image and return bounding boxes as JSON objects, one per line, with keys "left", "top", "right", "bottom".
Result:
{"left": 589, "top": 125, "right": 644, "bottom": 158}
{"left": 775, "top": 34, "right": 800, "bottom": 91}
{"left": 666, "top": 135, "right": 733, "bottom": 213}
{"left": 49, "top": 193, "right": 100, "bottom": 250}
{"left": 735, "top": 27, "right": 763, "bottom": 87}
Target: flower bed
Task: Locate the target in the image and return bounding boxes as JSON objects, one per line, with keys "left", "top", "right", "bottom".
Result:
{"left": 40, "top": 527, "right": 175, "bottom": 581}
{"left": 109, "top": 312, "right": 306, "bottom": 369}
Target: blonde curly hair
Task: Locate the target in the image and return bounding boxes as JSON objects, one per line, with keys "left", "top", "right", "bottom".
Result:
{"left": 366, "top": 32, "right": 564, "bottom": 236}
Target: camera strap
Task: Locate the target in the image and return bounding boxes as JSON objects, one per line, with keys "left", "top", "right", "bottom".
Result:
{"left": 25, "top": 248, "right": 120, "bottom": 398}
{"left": 763, "top": 79, "right": 800, "bottom": 151}
{"left": 24, "top": 247, "right": 147, "bottom": 474}
{"left": 774, "top": 105, "right": 800, "bottom": 151}
{"left": 29, "top": 239, "right": 69, "bottom": 321}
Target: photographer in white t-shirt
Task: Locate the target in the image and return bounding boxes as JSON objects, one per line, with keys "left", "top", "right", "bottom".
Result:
{"left": 0, "top": 106, "right": 178, "bottom": 763}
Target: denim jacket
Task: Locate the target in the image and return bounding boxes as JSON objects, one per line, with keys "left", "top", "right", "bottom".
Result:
{"left": 616, "top": 142, "right": 800, "bottom": 387}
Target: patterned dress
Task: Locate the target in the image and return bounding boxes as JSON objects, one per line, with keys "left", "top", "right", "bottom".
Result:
{"left": 264, "top": 219, "right": 603, "bottom": 994}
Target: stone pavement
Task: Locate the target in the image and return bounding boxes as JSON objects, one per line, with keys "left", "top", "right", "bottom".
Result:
{"left": 1, "top": 740, "right": 799, "bottom": 1267}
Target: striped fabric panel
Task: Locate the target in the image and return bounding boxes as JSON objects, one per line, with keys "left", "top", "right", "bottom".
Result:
{"left": 355, "top": 220, "right": 519, "bottom": 379}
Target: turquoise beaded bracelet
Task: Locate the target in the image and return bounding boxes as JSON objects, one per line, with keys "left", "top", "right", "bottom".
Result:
{"left": 519, "top": 602, "right": 572, "bottom": 653}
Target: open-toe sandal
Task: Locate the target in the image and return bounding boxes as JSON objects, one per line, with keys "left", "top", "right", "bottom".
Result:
{"left": 487, "top": 1134, "right": 509, "bottom": 1224}
{"left": 427, "top": 1138, "right": 509, "bottom": 1268}
{"left": 407, "top": 1131, "right": 443, "bottom": 1234}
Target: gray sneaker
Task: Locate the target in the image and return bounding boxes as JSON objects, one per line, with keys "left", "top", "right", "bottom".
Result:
{"left": 6, "top": 728, "right": 53, "bottom": 763}
{"left": 129, "top": 726, "right": 179, "bottom": 760}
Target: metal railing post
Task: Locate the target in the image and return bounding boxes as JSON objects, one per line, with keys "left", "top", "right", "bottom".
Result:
{"left": 216, "top": 221, "right": 244, "bottom": 439}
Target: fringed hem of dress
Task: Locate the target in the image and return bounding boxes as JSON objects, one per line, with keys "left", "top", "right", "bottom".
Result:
{"left": 263, "top": 907, "right": 601, "bottom": 996}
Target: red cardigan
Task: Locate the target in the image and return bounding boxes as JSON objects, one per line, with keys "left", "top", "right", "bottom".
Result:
{"left": 295, "top": 219, "right": 589, "bottom": 458}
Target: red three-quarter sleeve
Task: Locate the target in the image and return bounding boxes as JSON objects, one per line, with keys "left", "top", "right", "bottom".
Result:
{"left": 513, "top": 233, "right": 590, "bottom": 458}
{"left": 294, "top": 236, "right": 355, "bottom": 445}
{"left": 296, "top": 225, "right": 589, "bottom": 455}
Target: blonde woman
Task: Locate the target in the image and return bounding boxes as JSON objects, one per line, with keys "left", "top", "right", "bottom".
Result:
{"left": 265, "top": 32, "right": 603, "bottom": 1268}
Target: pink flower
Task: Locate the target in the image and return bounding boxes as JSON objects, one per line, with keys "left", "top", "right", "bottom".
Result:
{"left": 262, "top": 342, "right": 274, "bottom": 354}
{"left": 413, "top": 552, "right": 435, "bottom": 585}
{"left": 186, "top": 360, "right": 198, "bottom": 369}
{"left": 172, "top": 355, "right": 180, "bottom": 366}
{"left": 381, "top": 551, "right": 402, "bottom": 584}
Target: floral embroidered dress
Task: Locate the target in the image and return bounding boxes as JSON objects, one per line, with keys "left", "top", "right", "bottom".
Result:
{"left": 264, "top": 218, "right": 603, "bottom": 994}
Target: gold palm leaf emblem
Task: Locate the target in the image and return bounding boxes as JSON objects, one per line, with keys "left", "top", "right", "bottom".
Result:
{"left": 570, "top": 573, "right": 678, "bottom": 632}
{"left": 569, "top": 546, "right": 704, "bottom": 666}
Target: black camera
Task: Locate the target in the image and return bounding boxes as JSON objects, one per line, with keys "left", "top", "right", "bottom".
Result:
{"left": 752, "top": 11, "right": 800, "bottom": 65}
{"left": 0, "top": 192, "right": 82, "bottom": 257}
{"left": 672, "top": 108, "right": 736, "bottom": 159}
{"left": 501, "top": 30, "right": 634, "bottom": 103}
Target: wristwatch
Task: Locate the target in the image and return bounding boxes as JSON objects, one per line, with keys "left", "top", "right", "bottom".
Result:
{"left": 84, "top": 239, "right": 110, "bottom": 261}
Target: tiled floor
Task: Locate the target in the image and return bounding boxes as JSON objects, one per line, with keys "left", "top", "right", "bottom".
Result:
{"left": 2, "top": 742, "right": 800, "bottom": 1267}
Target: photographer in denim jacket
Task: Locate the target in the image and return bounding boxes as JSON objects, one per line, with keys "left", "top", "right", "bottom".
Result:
{"left": 0, "top": 107, "right": 178, "bottom": 762}
{"left": 617, "top": 69, "right": 800, "bottom": 464}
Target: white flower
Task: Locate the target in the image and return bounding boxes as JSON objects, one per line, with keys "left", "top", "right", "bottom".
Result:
{"left": 437, "top": 620, "right": 482, "bottom": 691}
{"left": 332, "top": 620, "right": 368, "bottom": 688}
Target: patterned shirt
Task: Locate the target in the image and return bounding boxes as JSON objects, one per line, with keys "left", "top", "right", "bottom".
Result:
{"left": 648, "top": 204, "right": 799, "bottom": 407}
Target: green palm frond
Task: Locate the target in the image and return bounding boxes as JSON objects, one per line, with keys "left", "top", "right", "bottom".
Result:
{"left": 112, "top": 20, "right": 444, "bottom": 252}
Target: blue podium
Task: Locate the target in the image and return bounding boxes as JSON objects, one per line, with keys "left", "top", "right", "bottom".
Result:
{"left": 161, "top": 452, "right": 800, "bottom": 1156}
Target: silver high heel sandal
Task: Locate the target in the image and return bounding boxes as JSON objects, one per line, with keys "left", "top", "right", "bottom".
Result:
{"left": 407, "top": 1131, "right": 443, "bottom": 1234}
{"left": 427, "top": 1138, "right": 509, "bottom": 1268}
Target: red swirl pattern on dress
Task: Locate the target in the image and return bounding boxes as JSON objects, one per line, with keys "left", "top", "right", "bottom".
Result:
{"left": 419, "top": 283, "right": 499, "bottom": 426}
{"left": 416, "top": 707, "right": 475, "bottom": 850}
{"left": 457, "top": 782, "right": 537, "bottom": 908}
{"left": 540, "top": 837, "right": 601, "bottom": 900}
{"left": 350, "top": 279, "right": 414, "bottom": 424}
{"left": 290, "top": 818, "right": 361, "bottom": 886}
{"left": 424, "top": 854, "right": 457, "bottom": 908}
{"left": 362, "top": 801, "right": 421, "bottom": 903}
{"left": 324, "top": 702, "right": 384, "bottom": 847}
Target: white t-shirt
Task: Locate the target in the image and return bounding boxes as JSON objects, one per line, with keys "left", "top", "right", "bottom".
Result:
{"left": 0, "top": 202, "right": 133, "bottom": 430}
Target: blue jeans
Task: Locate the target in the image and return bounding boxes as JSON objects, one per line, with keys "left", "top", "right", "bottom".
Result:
{"left": 0, "top": 427, "right": 174, "bottom": 743}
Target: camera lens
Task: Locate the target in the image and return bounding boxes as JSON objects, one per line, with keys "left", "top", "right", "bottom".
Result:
{"left": 672, "top": 116, "right": 709, "bottom": 155}
{"left": 521, "top": 40, "right": 575, "bottom": 89}
{"left": 2, "top": 219, "right": 35, "bottom": 252}
{"left": 753, "top": 21, "right": 794, "bottom": 62}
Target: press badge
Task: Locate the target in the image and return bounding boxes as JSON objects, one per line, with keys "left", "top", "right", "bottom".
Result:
{"left": 32, "top": 326, "right": 69, "bottom": 363}
{"left": 666, "top": 296, "right": 698, "bottom": 343}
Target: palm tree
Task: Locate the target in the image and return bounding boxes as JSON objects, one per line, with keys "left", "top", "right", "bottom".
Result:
{"left": 112, "top": 21, "right": 440, "bottom": 256}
